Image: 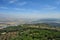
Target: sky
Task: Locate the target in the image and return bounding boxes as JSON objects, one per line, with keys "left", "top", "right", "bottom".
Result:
{"left": 0, "top": 0, "right": 60, "bottom": 19}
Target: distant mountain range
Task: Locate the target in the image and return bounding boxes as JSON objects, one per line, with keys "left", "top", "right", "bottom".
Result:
{"left": 32, "top": 18, "right": 60, "bottom": 23}
{"left": 31, "top": 18, "right": 60, "bottom": 27}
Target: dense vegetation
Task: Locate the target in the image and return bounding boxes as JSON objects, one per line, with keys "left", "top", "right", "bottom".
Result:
{"left": 0, "top": 23, "right": 60, "bottom": 40}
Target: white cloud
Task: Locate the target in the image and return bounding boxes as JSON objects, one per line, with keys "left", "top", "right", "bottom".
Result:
{"left": 43, "top": 5, "right": 57, "bottom": 10}
{"left": 0, "top": 6, "right": 26, "bottom": 11}
{"left": 9, "top": 0, "right": 18, "bottom": 4}
{"left": 18, "top": 2, "right": 27, "bottom": 6}
{"left": 9, "top": 1, "right": 15, "bottom": 3}
{"left": 14, "top": 8, "right": 25, "bottom": 10}
{"left": 8, "top": 0, "right": 27, "bottom": 6}
{"left": 0, "top": 7, "right": 8, "bottom": 9}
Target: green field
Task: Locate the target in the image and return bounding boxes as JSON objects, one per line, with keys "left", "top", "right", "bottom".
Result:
{"left": 0, "top": 24, "right": 60, "bottom": 40}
